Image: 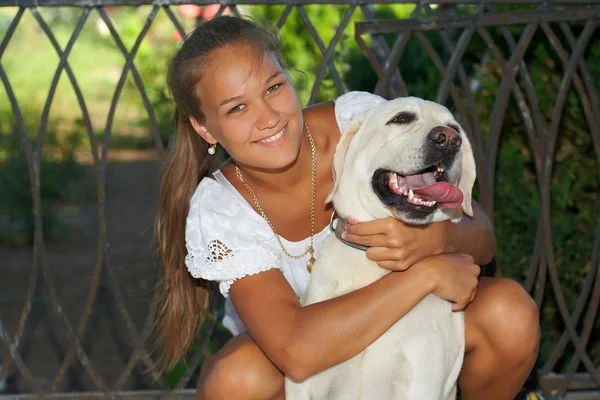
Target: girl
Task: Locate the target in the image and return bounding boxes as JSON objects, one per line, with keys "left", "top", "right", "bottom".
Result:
{"left": 156, "top": 16, "right": 540, "bottom": 400}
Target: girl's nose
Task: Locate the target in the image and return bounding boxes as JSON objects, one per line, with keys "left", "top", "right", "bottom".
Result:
{"left": 256, "top": 101, "right": 281, "bottom": 130}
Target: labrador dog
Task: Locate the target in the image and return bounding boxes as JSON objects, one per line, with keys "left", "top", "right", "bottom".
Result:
{"left": 285, "top": 97, "right": 476, "bottom": 400}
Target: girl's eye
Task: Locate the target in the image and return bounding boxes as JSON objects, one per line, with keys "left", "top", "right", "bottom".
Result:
{"left": 228, "top": 104, "right": 245, "bottom": 114}
{"left": 266, "top": 83, "right": 282, "bottom": 95}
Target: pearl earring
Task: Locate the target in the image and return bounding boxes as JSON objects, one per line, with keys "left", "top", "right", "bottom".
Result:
{"left": 208, "top": 143, "right": 217, "bottom": 155}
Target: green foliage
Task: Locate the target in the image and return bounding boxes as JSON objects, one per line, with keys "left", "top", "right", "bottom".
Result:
{"left": 110, "top": 7, "right": 180, "bottom": 143}
{"left": 0, "top": 132, "right": 84, "bottom": 246}
{"left": 249, "top": 4, "right": 416, "bottom": 104}
{"left": 470, "top": 26, "right": 600, "bottom": 368}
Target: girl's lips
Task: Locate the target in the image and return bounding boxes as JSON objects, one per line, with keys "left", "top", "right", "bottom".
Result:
{"left": 256, "top": 124, "right": 287, "bottom": 147}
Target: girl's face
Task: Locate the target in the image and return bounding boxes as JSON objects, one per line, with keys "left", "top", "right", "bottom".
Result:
{"left": 192, "top": 43, "right": 304, "bottom": 172}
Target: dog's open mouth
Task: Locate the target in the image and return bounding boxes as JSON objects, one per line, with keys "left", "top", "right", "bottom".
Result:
{"left": 372, "top": 163, "right": 464, "bottom": 216}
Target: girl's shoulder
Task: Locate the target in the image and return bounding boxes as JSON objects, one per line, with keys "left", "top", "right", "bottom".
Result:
{"left": 189, "top": 173, "right": 264, "bottom": 224}
{"left": 186, "top": 174, "right": 283, "bottom": 297}
{"left": 303, "top": 91, "right": 386, "bottom": 146}
{"left": 333, "top": 91, "right": 386, "bottom": 133}
{"left": 303, "top": 91, "right": 386, "bottom": 132}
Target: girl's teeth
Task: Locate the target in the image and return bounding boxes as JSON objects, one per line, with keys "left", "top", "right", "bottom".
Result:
{"left": 261, "top": 129, "right": 284, "bottom": 143}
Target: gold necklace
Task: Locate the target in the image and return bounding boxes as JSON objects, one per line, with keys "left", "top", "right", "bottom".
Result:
{"left": 235, "top": 124, "right": 317, "bottom": 272}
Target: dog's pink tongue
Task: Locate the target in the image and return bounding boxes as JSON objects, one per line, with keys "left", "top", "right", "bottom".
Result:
{"left": 406, "top": 174, "right": 463, "bottom": 209}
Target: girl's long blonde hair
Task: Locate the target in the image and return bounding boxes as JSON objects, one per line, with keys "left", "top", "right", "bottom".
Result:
{"left": 154, "top": 16, "right": 282, "bottom": 373}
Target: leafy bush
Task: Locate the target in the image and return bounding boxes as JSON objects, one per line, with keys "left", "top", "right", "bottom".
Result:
{"left": 478, "top": 29, "right": 600, "bottom": 367}
{"left": 0, "top": 132, "right": 84, "bottom": 246}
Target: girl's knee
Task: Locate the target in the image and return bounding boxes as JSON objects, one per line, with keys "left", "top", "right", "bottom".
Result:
{"left": 469, "top": 278, "right": 540, "bottom": 360}
{"left": 198, "top": 336, "right": 284, "bottom": 400}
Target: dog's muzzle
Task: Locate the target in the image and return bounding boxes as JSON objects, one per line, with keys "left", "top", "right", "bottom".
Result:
{"left": 370, "top": 125, "right": 465, "bottom": 221}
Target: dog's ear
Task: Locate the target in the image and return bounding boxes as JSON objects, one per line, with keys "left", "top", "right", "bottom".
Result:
{"left": 325, "top": 113, "right": 367, "bottom": 204}
{"left": 458, "top": 130, "right": 476, "bottom": 217}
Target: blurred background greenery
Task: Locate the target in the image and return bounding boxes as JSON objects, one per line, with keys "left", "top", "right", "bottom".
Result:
{"left": 0, "top": 3, "right": 598, "bottom": 389}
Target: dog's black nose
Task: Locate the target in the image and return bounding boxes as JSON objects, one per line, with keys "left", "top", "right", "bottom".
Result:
{"left": 428, "top": 126, "right": 462, "bottom": 154}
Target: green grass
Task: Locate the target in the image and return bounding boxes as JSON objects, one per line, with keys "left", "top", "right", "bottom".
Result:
{"left": 0, "top": 6, "right": 183, "bottom": 148}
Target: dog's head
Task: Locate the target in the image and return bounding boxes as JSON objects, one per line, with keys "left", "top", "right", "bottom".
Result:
{"left": 327, "top": 97, "right": 476, "bottom": 225}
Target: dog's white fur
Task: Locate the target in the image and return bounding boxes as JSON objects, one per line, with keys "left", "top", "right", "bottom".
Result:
{"left": 285, "top": 97, "right": 476, "bottom": 400}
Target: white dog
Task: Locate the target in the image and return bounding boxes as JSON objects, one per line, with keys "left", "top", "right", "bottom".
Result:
{"left": 285, "top": 97, "right": 477, "bottom": 400}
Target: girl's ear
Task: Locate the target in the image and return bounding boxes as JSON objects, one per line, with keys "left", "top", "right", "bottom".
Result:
{"left": 189, "top": 116, "right": 217, "bottom": 144}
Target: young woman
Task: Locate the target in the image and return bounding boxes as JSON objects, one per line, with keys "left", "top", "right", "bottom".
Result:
{"left": 155, "top": 16, "right": 540, "bottom": 400}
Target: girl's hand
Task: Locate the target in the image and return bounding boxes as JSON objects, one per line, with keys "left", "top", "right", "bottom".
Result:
{"left": 412, "top": 253, "right": 480, "bottom": 311}
{"left": 343, "top": 217, "right": 452, "bottom": 271}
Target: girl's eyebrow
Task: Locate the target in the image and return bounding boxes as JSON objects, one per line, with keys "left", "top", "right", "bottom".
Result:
{"left": 219, "top": 95, "right": 243, "bottom": 108}
{"left": 218, "top": 71, "right": 282, "bottom": 108}
{"left": 265, "top": 71, "right": 281, "bottom": 83}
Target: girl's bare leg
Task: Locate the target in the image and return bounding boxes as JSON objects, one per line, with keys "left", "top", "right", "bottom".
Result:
{"left": 197, "top": 332, "right": 284, "bottom": 400}
{"left": 460, "top": 277, "right": 540, "bottom": 400}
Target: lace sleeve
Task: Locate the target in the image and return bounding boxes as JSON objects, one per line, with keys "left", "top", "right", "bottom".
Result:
{"left": 334, "top": 91, "right": 386, "bottom": 133}
{"left": 184, "top": 178, "right": 282, "bottom": 297}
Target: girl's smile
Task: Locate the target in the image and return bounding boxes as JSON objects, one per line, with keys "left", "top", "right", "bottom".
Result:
{"left": 256, "top": 123, "right": 288, "bottom": 147}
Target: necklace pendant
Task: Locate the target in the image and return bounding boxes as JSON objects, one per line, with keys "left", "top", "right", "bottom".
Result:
{"left": 307, "top": 256, "right": 316, "bottom": 273}
{"left": 306, "top": 246, "right": 316, "bottom": 272}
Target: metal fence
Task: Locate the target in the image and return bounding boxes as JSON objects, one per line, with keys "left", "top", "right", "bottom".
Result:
{"left": 0, "top": 0, "right": 599, "bottom": 398}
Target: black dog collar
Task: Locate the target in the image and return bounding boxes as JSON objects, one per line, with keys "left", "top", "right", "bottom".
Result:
{"left": 330, "top": 212, "right": 369, "bottom": 252}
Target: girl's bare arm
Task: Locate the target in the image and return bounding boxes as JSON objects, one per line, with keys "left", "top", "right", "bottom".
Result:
{"left": 229, "top": 253, "right": 479, "bottom": 381}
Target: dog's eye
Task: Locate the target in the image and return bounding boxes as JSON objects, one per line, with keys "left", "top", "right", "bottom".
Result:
{"left": 388, "top": 113, "right": 415, "bottom": 125}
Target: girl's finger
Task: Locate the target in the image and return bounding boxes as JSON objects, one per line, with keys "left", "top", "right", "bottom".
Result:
{"left": 366, "top": 247, "right": 405, "bottom": 262}
{"left": 452, "top": 301, "right": 468, "bottom": 312}
{"left": 376, "top": 260, "right": 410, "bottom": 271}
{"left": 343, "top": 218, "right": 392, "bottom": 237}
{"left": 341, "top": 232, "right": 387, "bottom": 247}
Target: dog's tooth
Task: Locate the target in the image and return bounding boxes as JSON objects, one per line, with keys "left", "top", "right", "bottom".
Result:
{"left": 408, "top": 189, "right": 414, "bottom": 200}
{"left": 389, "top": 173, "right": 401, "bottom": 192}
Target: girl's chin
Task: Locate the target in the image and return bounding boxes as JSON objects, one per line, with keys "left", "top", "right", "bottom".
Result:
{"left": 259, "top": 150, "right": 303, "bottom": 171}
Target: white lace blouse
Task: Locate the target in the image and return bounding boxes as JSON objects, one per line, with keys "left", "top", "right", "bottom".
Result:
{"left": 185, "top": 91, "right": 386, "bottom": 335}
